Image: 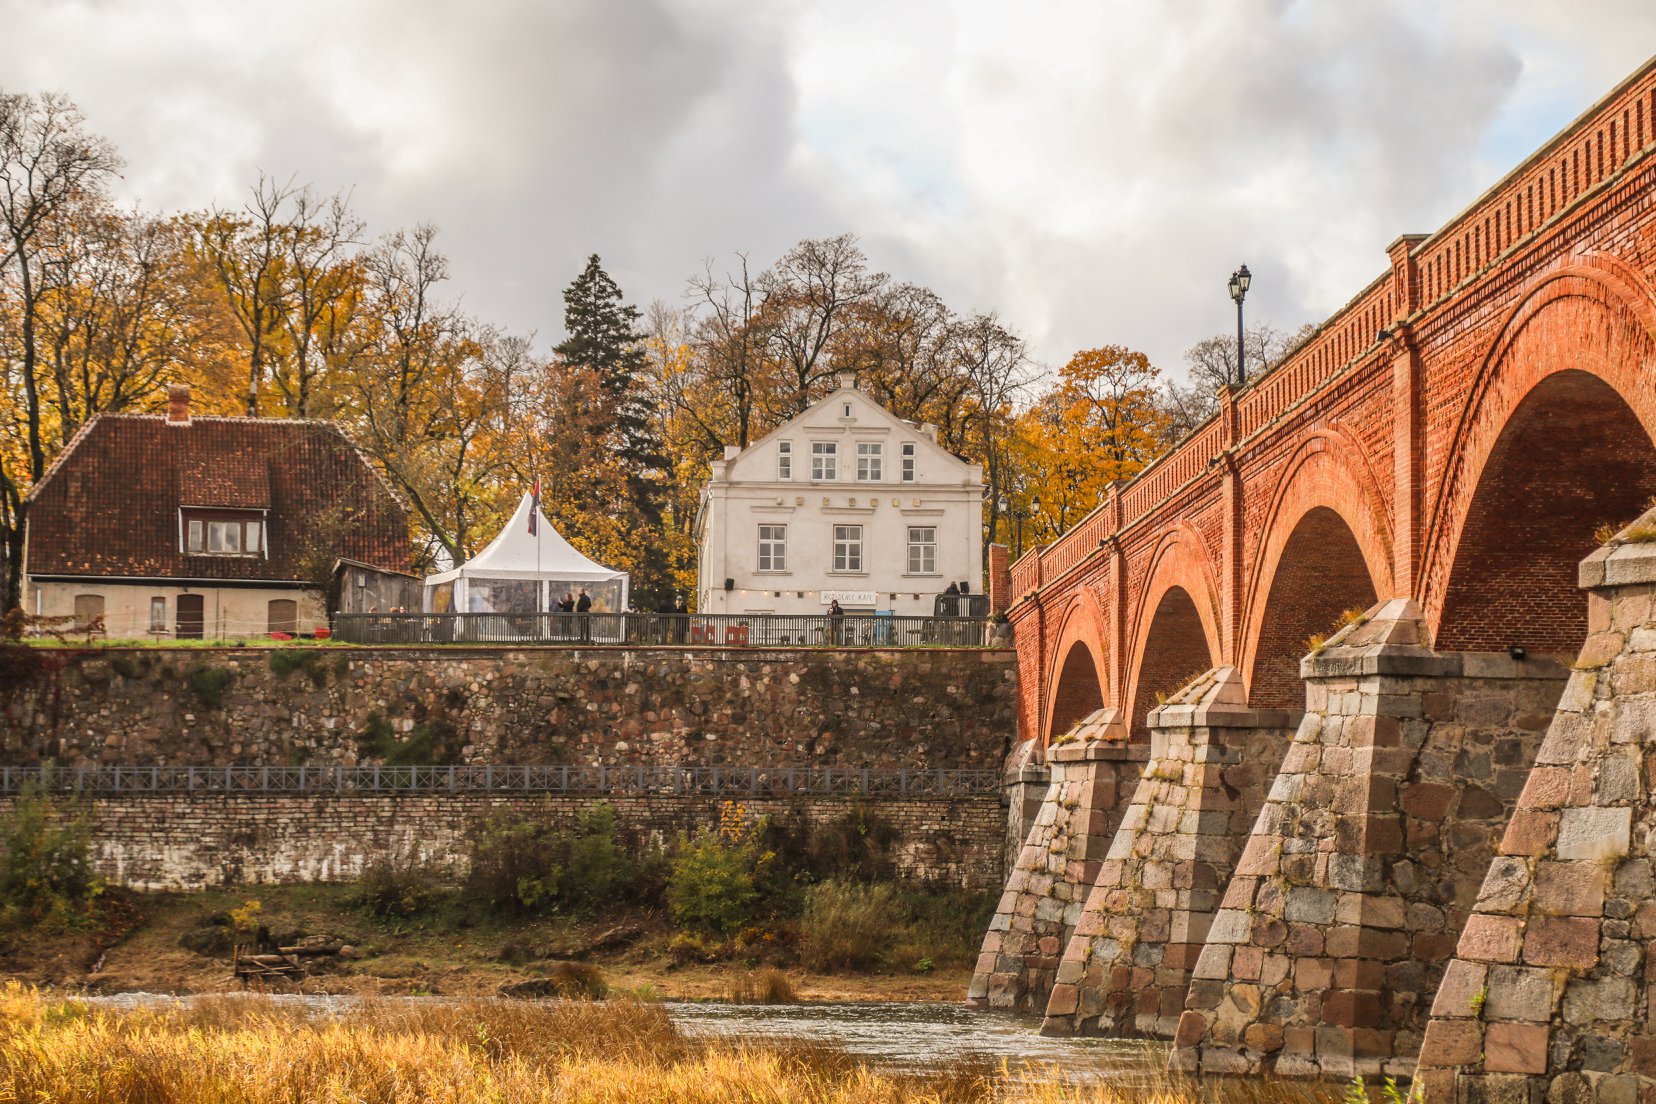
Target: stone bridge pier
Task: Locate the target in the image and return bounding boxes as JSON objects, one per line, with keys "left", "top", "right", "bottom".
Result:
{"left": 1041, "top": 667, "right": 1296, "bottom": 1039}
{"left": 1171, "top": 600, "right": 1567, "bottom": 1078}
{"left": 1416, "top": 518, "right": 1656, "bottom": 1101}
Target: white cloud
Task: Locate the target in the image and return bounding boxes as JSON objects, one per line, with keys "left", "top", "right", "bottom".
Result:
{"left": 3, "top": 0, "right": 1652, "bottom": 381}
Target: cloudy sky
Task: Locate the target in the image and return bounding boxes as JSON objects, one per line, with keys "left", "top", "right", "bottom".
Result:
{"left": 5, "top": 1, "right": 1655, "bottom": 379}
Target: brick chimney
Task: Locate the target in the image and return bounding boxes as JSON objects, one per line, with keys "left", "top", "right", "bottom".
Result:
{"left": 988, "top": 542, "right": 1011, "bottom": 614}
{"left": 166, "top": 383, "right": 191, "bottom": 426}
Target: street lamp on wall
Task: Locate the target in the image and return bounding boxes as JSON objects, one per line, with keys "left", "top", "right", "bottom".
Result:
{"left": 1227, "top": 263, "right": 1252, "bottom": 388}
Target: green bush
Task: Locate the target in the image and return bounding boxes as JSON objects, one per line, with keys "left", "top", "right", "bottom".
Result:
{"left": 355, "top": 714, "right": 460, "bottom": 766}
{"left": 666, "top": 831, "right": 763, "bottom": 936}
{"left": 761, "top": 806, "right": 899, "bottom": 884}
{"left": 353, "top": 858, "right": 439, "bottom": 918}
{"left": 798, "top": 879, "right": 901, "bottom": 971}
{"left": 0, "top": 777, "right": 104, "bottom": 930}
{"left": 186, "top": 665, "right": 234, "bottom": 709}
{"left": 269, "top": 649, "right": 329, "bottom": 687}
{"left": 466, "top": 803, "right": 642, "bottom": 917}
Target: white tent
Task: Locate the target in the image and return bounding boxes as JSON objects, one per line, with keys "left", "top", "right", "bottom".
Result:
{"left": 423, "top": 493, "right": 629, "bottom": 617}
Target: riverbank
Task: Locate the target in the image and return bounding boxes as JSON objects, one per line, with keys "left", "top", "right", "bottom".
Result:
{"left": 0, "top": 985, "right": 1354, "bottom": 1103}
{"left": 0, "top": 883, "right": 981, "bottom": 1002}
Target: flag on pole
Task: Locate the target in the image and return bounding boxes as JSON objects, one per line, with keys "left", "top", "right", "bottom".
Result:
{"left": 529, "top": 477, "right": 541, "bottom": 536}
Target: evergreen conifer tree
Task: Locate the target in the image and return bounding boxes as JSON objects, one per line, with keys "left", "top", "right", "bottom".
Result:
{"left": 554, "top": 255, "right": 674, "bottom": 605}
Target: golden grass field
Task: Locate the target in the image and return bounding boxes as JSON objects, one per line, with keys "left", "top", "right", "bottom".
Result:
{"left": 0, "top": 984, "right": 1359, "bottom": 1104}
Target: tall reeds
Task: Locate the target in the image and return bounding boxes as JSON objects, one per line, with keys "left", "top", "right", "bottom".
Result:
{"left": 0, "top": 984, "right": 1348, "bottom": 1103}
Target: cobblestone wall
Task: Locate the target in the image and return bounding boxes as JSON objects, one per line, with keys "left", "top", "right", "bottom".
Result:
{"left": 0, "top": 792, "right": 1006, "bottom": 892}
{"left": 1, "top": 646, "right": 1016, "bottom": 770}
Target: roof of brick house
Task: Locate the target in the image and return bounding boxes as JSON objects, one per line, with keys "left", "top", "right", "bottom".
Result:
{"left": 25, "top": 386, "right": 412, "bottom": 584}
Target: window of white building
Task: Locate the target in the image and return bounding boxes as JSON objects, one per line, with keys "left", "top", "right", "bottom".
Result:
{"left": 902, "top": 443, "right": 916, "bottom": 482}
{"left": 833, "top": 524, "right": 863, "bottom": 572}
{"left": 907, "top": 527, "right": 937, "bottom": 574}
{"left": 856, "top": 442, "right": 882, "bottom": 481}
{"left": 811, "top": 442, "right": 837, "bottom": 480}
{"left": 777, "top": 441, "right": 792, "bottom": 481}
{"left": 758, "top": 524, "right": 787, "bottom": 571}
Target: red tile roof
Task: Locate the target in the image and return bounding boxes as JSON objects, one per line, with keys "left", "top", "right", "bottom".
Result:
{"left": 26, "top": 414, "right": 412, "bottom": 583}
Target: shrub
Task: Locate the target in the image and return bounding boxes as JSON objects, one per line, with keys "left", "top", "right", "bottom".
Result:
{"left": 760, "top": 806, "right": 899, "bottom": 885}
{"left": 356, "top": 714, "right": 461, "bottom": 766}
{"left": 269, "top": 649, "right": 329, "bottom": 687}
{"left": 798, "top": 880, "right": 900, "bottom": 971}
{"left": 467, "top": 812, "right": 565, "bottom": 916}
{"left": 354, "top": 859, "right": 438, "bottom": 918}
{"left": 466, "top": 803, "right": 640, "bottom": 917}
{"left": 0, "top": 777, "right": 103, "bottom": 930}
{"left": 546, "top": 961, "right": 608, "bottom": 999}
{"left": 667, "top": 831, "right": 761, "bottom": 936}
{"left": 187, "top": 665, "right": 234, "bottom": 709}
{"left": 729, "top": 968, "right": 797, "bottom": 1004}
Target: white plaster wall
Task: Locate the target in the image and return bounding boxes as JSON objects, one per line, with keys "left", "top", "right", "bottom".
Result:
{"left": 27, "top": 580, "right": 327, "bottom": 639}
{"left": 697, "top": 380, "right": 984, "bottom": 616}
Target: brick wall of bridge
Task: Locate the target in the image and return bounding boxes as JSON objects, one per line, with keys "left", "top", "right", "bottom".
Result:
{"left": 1006, "top": 59, "right": 1656, "bottom": 749}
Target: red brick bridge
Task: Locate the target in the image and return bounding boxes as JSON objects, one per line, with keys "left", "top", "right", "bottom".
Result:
{"left": 973, "top": 57, "right": 1656, "bottom": 1099}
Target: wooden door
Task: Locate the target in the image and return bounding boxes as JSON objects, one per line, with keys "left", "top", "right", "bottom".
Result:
{"left": 267, "top": 599, "right": 298, "bottom": 635}
{"left": 176, "top": 594, "right": 204, "bottom": 639}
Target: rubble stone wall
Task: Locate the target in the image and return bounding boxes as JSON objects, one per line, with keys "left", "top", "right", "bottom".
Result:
{"left": 1, "top": 646, "right": 1016, "bottom": 770}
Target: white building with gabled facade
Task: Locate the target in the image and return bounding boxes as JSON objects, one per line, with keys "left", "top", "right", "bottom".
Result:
{"left": 695, "top": 372, "right": 985, "bottom": 617}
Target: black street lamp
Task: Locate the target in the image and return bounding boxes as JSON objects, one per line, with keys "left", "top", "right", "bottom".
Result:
{"left": 996, "top": 493, "right": 1042, "bottom": 560}
{"left": 1227, "top": 264, "right": 1252, "bottom": 387}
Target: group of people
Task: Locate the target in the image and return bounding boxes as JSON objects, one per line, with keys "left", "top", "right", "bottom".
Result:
{"left": 554, "top": 589, "right": 594, "bottom": 614}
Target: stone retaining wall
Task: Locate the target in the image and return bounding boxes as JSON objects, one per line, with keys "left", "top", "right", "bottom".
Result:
{"left": 2, "top": 792, "right": 1006, "bottom": 892}
{"left": 1, "top": 646, "right": 1016, "bottom": 770}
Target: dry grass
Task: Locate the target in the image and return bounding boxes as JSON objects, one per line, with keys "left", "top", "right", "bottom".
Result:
{"left": 728, "top": 967, "right": 798, "bottom": 1004}
{"left": 0, "top": 984, "right": 1353, "bottom": 1103}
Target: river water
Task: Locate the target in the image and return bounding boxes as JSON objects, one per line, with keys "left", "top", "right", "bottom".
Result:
{"left": 670, "top": 1000, "right": 1163, "bottom": 1084}
{"left": 83, "top": 993, "right": 1162, "bottom": 1084}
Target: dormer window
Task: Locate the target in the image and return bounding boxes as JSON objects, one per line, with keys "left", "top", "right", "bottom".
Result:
{"left": 183, "top": 509, "right": 265, "bottom": 557}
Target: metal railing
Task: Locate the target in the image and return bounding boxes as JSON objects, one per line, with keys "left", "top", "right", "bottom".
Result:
{"left": 331, "top": 612, "right": 991, "bottom": 648}
{"left": 0, "top": 764, "right": 1001, "bottom": 799}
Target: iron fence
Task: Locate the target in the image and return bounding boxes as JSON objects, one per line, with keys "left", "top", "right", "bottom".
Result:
{"left": 331, "top": 611, "right": 990, "bottom": 648}
{"left": 0, "top": 764, "right": 1001, "bottom": 799}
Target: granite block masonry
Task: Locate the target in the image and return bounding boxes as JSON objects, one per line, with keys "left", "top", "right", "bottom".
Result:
{"left": 1415, "top": 511, "right": 1656, "bottom": 1101}
{"left": 1041, "top": 667, "right": 1297, "bottom": 1039}
{"left": 1171, "top": 599, "right": 1567, "bottom": 1080}
{"left": 968, "top": 707, "right": 1144, "bottom": 1011}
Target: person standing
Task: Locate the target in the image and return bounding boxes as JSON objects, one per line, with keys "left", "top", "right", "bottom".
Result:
{"left": 576, "top": 588, "right": 593, "bottom": 643}
{"left": 827, "top": 598, "right": 845, "bottom": 646}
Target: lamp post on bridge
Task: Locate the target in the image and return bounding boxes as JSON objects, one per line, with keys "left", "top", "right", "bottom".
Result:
{"left": 997, "top": 493, "right": 1042, "bottom": 560}
{"left": 1227, "top": 263, "right": 1252, "bottom": 387}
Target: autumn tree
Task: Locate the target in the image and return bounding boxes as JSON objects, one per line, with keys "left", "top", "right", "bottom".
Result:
{"left": 1010, "top": 346, "right": 1167, "bottom": 547}
{"left": 0, "top": 90, "right": 123, "bottom": 610}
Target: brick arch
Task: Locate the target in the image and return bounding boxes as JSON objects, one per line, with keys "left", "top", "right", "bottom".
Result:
{"left": 1124, "top": 526, "right": 1222, "bottom": 740}
{"left": 1422, "top": 260, "right": 1656, "bottom": 647}
{"left": 1042, "top": 591, "right": 1110, "bottom": 746}
{"left": 1240, "top": 433, "right": 1394, "bottom": 709}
